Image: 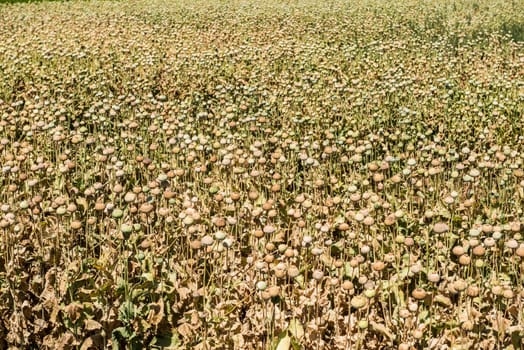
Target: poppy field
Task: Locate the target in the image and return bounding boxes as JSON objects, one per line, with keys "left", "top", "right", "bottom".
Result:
{"left": 0, "top": 0, "right": 523, "bottom": 349}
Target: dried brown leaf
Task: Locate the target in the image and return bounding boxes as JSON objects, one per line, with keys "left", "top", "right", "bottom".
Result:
{"left": 84, "top": 319, "right": 102, "bottom": 332}
{"left": 147, "top": 299, "right": 165, "bottom": 326}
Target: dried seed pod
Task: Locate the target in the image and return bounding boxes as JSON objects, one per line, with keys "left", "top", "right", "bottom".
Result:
{"left": 338, "top": 222, "right": 350, "bottom": 231}
{"left": 384, "top": 214, "right": 396, "bottom": 226}
{"left": 256, "top": 281, "right": 267, "bottom": 291}
{"left": 452, "top": 246, "right": 465, "bottom": 256}
{"left": 213, "top": 217, "right": 226, "bottom": 227}
{"left": 263, "top": 225, "right": 276, "bottom": 234}
{"left": 275, "top": 269, "right": 286, "bottom": 279}
{"left": 270, "top": 184, "right": 281, "bottom": 192}
{"left": 140, "top": 239, "right": 152, "bottom": 249}
{"left": 357, "top": 275, "right": 368, "bottom": 285}
{"left": 427, "top": 272, "right": 440, "bottom": 283}
{"left": 342, "top": 280, "right": 354, "bottom": 291}
{"left": 139, "top": 203, "right": 154, "bottom": 214}
{"left": 350, "top": 295, "right": 367, "bottom": 309}
{"left": 484, "top": 237, "right": 496, "bottom": 247}
{"left": 469, "top": 238, "right": 480, "bottom": 247}
{"left": 506, "top": 239, "right": 519, "bottom": 249}
{"left": 491, "top": 285, "right": 503, "bottom": 296}
{"left": 266, "top": 242, "right": 275, "bottom": 251}
{"left": 113, "top": 183, "right": 124, "bottom": 193}
{"left": 413, "top": 329, "right": 424, "bottom": 339}
{"left": 358, "top": 320, "right": 368, "bottom": 329}
{"left": 262, "top": 200, "right": 273, "bottom": 211}
{"left": 502, "top": 289, "right": 514, "bottom": 299}
{"left": 284, "top": 248, "right": 294, "bottom": 258}
{"left": 94, "top": 202, "right": 105, "bottom": 211}
{"left": 399, "top": 309, "right": 411, "bottom": 319}
{"left": 458, "top": 254, "right": 471, "bottom": 265}
{"left": 407, "top": 302, "right": 418, "bottom": 312}
{"left": 371, "top": 261, "right": 385, "bottom": 272}
{"left": 516, "top": 245, "right": 524, "bottom": 257}
{"left": 467, "top": 285, "right": 479, "bottom": 297}
{"left": 312, "top": 270, "right": 324, "bottom": 281}
{"left": 190, "top": 240, "right": 202, "bottom": 250}
{"left": 363, "top": 216, "right": 374, "bottom": 226}
{"left": 70, "top": 221, "right": 82, "bottom": 230}
{"left": 201, "top": 235, "right": 214, "bottom": 246}
{"left": 364, "top": 289, "right": 376, "bottom": 299}
{"left": 372, "top": 173, "right": 384, "bottom": 182}
{"left": 411, "top": 288, "right": 426, "bottom": 300}
{"left": 124, "top": 192, "right": 137, "bottom": 202}
{"left": 288, "top": 265, "right": 300, "bottom": 278}
{"left": 264, "top": 254, "right": 274, "bottom": 263}
{"left": 461, "top": 320, "right": 474, "bottom": 331}
{"left": 433, "top": 222, "right": 449, "bottom": 233}
{"left": 349, "top": 258, "right": 359, "bottom": 268}
{"left": 311, "top": 247, "right": 323, "bottom": 256}
{"left": 453, "top": 279, "right": 468, "bottom": 292}
{"left": 472, "top": 245, "right": 486, "bottom": 256}
{"left": 267, "top": 286, "right": 280, "bottom": 298}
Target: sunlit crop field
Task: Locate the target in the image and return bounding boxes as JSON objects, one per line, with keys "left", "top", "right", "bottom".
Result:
{"left": 0, "top": 0, "right": 523, "bottom": 349}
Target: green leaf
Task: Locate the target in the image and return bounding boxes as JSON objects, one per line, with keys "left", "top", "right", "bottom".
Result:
{"left": 288, "top": 318, "right": 304, "bottom": 340}
{"left": 418, "top": 310, "right": 429, "bottom": 322}
{"left": 294, "top": 274, "right": 305, "bottom": 289}
{"left": 434, "top": 294, "right": 452, "bottom": 307}
{"left": 290, "top": 337, "right": 301, "bottom": 350}
{"left": 255, "top": 193, "right": 267, "bottom": 206}
{"left": 150, "top": 331, "right": 182, "bottom": 349}
{"left": 344, "top": 262, "right": 354, "bottom": 277}
{"left": 510, "top": 328, "right": 523, "bottom": 350}
{"left": 276, "top": 334, "right": 291, "bottom": 350}
{"left": 112, "top": 326, "right": 130, "bottom": 350}
{"left": 399, "top": 267, "right": 410, "bottom": 280}
{"left": 142, "top": 272, "right": 155, "bottom": 282}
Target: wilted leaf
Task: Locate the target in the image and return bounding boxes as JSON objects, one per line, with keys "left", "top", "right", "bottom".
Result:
{"left": 76, "top": 197, "right": 89, "bottom": 212}
{"left": 176, "top": 287, "right": 191, "bottom": 300}
{"left": 64, "top": 302, "right": 83, "bottom": 323}
{"left": 434, "top": 294, "right": 452, "bottom": 307}
{"left": 80, "top": 334, "right": 103, "bottom": 350}
{"left": 58, "top": 331, "right": 77, "bottom": 349}
{"left": 147, "top": 300, "right": 165, "bottom": 326}
{"left": 177, "top": 322, "right": 193, "bottom": 340}
{"left": 370, "top": 321, "right": 394, "bottom": 340}
{"left": 84, "top": 319, "right": 102, "bottom": 331}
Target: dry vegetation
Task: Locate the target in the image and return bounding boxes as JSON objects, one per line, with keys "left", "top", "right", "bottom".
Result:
{"left": 0, "top": 0, "right": 524, "bottom": 349}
